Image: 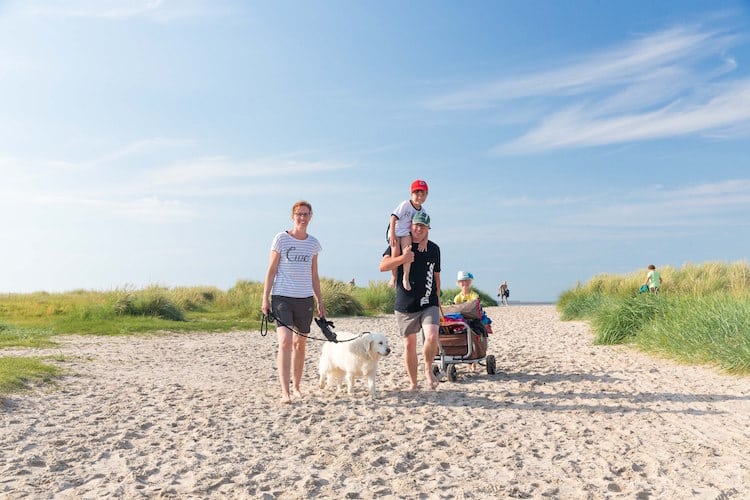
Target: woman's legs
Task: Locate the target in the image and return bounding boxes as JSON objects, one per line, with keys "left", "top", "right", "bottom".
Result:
{"left": 291, "top": 334, "right": 308, "bottom": 396}
{"left": 277, "top": 326, "right": 293, "bottom": 403}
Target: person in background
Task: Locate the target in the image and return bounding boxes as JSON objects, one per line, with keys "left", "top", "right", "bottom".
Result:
{"left": 498, "top": 281, "right": 509, "bottom": 306}
{"left": 379, "top": 212, "right": 441, "bottom": 391}
{"left": 454, "top": 271, "right": 479, "bottom": 304}
{"left": 388, "top": 179, "right": 429, "bottom": 291}
{"left": 643, "top": 264, "right": 662, "bottom": 293}
{"left": 262, "top": 200, "right": 326, "bottom": 404}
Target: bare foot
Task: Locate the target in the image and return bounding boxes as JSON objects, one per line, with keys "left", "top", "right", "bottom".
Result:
{"left": 280, "top": 393, "right": 292, "bottom": 404}
{"left": 425, "top": 371, "right": 439, "bottom": 390}
{"left": 292, "top": 388, "right": 303, "bottom": 398}
{"left": 402, "top": 278, "right": 412, "bottom": 291}
{"left": 408, "top": 384, "right": 419, "bottom": 391}
{"left": 388, "top": 277, "right": 396, "bottom": 288}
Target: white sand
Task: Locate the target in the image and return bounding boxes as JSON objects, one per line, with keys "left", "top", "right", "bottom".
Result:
{"left": 2, "top": 305, "right": 749, "bottom": 498}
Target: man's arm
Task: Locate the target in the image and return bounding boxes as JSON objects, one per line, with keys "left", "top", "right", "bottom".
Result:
{"left": 379, "top": 250, "right": 414, "bottom": 273}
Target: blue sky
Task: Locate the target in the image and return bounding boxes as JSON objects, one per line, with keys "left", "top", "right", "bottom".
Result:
{"left": 1, "top": 1, "right": 749, "bottom": 302}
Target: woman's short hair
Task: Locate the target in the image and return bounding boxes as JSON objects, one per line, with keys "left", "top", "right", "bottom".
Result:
{"left": 291, "top": 200, "right": 312, "bottom": 216}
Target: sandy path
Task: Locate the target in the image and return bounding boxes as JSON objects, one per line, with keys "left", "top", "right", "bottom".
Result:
{"left": 1, "top": 305, "right": 749, "bottom": 499}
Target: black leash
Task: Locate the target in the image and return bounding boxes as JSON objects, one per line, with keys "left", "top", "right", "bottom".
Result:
{"left": 260, "top": 312, "right": 271, "bottom": 337}
{"left": 261, "top": 310, "right": 337, "bottom": 342}
{"left": 261, "top": 311, "right": 365, "bottom": 343}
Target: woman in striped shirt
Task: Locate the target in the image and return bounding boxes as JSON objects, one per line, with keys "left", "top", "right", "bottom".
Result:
{"left": 262, "top": 200, "right": 326, "bottom": 404}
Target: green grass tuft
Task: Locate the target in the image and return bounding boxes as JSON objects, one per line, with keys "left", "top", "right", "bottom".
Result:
{"left": 0, "top": 357, "right": 62, "bottom": 393}
{"left": 0, "top": 324, "right": 57, "bottom": 348}
{"left": 592, "top": 294, "right": 663, "bottom": 345}
{"left": 352, "top": 281, "right": 396, "bottom": 314}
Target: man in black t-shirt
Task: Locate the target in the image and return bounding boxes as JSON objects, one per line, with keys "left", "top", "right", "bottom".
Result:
{"left": 379, "top": 212, "right": 442, "bottom": 390}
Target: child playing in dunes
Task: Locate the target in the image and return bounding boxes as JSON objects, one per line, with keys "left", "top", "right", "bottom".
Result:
{"left": 388, "top": 179, "right": 429, "bottom": 291}
{"left": 644, "top": 264, "right": 662, "bottom": 293}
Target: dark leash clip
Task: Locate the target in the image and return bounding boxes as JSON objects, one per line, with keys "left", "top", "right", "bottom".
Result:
{"left": 260, "top": 309, "right": 278, "bottom": 337}
{"left": 315, "top": 316, "right": 338, "bottom": 343}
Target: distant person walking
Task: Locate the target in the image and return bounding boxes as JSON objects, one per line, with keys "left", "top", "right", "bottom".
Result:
{"left": 643, "top": 264, "right": 662, "bottom": 293}
{"left": 498, "top": 281, "right": 509, "bottom": 306}
{"left": 262, "top": 200, "right": 326, "bottom": 404}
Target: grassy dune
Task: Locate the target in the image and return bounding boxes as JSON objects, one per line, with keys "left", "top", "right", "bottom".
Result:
{"left": 558, "top": 261, "right": 750, "bottom": 374}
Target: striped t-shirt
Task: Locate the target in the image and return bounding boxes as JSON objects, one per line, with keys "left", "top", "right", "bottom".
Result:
{"left": 270, "top": 231, "right": 322, "bottom": 298}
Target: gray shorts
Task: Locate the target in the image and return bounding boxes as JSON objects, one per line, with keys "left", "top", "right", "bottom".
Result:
{"left": 395, "top": 306, "right": 440, "bottom": 337}
{"left": 271, "top": 295, "right": 314, "bottom": 333}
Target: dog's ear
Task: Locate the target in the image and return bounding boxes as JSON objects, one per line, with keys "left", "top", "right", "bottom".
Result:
{"left": 363, "top": 334, "right": 377, "bottom": 358}
{"left": 353, "top": 333, "right": 370, "bottom": 357}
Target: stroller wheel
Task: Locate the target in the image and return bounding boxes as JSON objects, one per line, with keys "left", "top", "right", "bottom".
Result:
{"left": 486, "top": 355, "right": 496, "bottom": 375}
{"left": 448, "top": 364, "right": 457, "bottom": 382}
{"left": 432, "top": 365, "right": 441, "bottom": 380}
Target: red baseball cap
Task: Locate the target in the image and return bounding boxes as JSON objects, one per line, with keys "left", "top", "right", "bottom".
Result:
{"left": 411, "top": 179, "right": 428, "bottom": 193}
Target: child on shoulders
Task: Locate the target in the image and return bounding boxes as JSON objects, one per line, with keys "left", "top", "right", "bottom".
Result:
{"left": 388, "top": 179, "right": 429, "bottom": 291}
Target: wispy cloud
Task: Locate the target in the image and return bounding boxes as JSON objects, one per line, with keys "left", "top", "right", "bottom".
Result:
{"left": 16, "top": 0, "right": 225, "bottom": 22}
{"left": 427, "top": 26, "right": 733, "bottom": 109}
{"left": 30, "top": 194, "right": 196, "bottom": 222}
{"left": 0, "top": 145, "right": 354, "bottom": 221}
{"left": 90, "top": 137, "right": 192, "bottom": 165}
{"left": 493, "top": 194, "right": 598, "bottom": 208}
{"left": 496, "top": 79, "right": 750, "bottom": 154}
{"left": 112, "top": 196, "right": 195, "bottom": 221}
{"left": 143, "top": 156, "right": 353, "bottom": 194}
{"left": 557, "top": 179, "right": 750, "bottom": 228}
{"left": 427, "top": 20, "right": 750, "bottom": 153}
{"left": 441, "top": 179, "right": 750, "bottom": 248}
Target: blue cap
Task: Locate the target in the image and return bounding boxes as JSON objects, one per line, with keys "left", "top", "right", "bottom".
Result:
{"left": 457, "top": 271, "right": 474, "bottom": 281}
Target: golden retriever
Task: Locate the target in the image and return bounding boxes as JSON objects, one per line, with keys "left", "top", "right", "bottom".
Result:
{"left": 318, "top": 332, "right": 391, "bottom": 398}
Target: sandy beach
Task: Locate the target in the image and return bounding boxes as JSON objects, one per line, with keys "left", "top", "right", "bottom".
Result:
{"left": 2, "top": 305, "right": 749, "bottom": 498}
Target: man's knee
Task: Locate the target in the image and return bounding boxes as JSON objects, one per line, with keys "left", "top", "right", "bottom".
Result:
{"left": 422, "top": 325, "right": 439, "bottom": 343}
{"left": 403, "top": 333, "right": 417, "bottom": 346}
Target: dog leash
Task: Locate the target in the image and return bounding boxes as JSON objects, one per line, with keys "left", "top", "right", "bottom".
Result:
{"left": 262, "top": 310, "right": 368, "bottom": 343}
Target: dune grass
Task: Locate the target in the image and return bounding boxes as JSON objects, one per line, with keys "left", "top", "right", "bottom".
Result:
{"left": 351, "top": 281, "right": 396, "bottom": 314}
{"left": 558, "top": 261, "right": 750, "bottom": 374}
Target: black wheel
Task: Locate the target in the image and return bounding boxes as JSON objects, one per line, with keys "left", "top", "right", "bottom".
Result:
{"left": 432, "top": 365, "right": 440, "bottom": 378}
{"left": 448, "top": 364, "right": 457, "bottom": 382}
{"left": 486, "top": 355, "right": 496, "bottom": 375}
